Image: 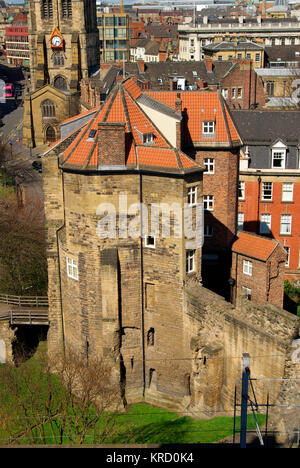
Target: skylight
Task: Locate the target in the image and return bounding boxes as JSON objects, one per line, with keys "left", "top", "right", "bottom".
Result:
{"left": 87, "top": 129, "right": 96, "bottom": 141}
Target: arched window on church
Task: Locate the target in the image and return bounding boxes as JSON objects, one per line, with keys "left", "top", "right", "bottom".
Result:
{"left": 61, "top": 0, "right": 72, "bottom": 18}
{"left": 41, "top": 0, "right": 53, "bottom": 18}
{"left": 46, "top": 126, "right": 56, "bottom": 143}
{"left": 41, "top": 99, "right": 55, "bottom": 118}
{"left": 53, "top": 52, "right": 65, "bottom": 67}
{"left": 54, "top": 75, "right": 67, "bottom": 90}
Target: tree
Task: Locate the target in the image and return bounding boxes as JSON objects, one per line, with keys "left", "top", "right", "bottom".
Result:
{"left": 0, "top": 346, "right": 122, "bottom": 445}
{"left": 0, "top": 192, "right": 48, "bottom": 295}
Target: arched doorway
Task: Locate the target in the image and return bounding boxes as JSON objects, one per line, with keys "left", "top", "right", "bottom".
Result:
{"left": 46, "top": 126, "right": 56, "bottom": 143}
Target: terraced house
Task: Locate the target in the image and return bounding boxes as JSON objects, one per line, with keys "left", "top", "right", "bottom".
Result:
{"left": 232, "top": 110, "right": 300, "bottom": 284}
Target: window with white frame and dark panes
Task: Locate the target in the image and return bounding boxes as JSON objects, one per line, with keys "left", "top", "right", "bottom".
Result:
{"left": 238, "top": 181, "right": 245, "bottom": 200}
{"left": 272, "top": 149, "right": 286, "bottom": 168}
{"left": 203, "top": 195, "right": 214, "bottom": 211}
{"left": 260, "top": 213, "right": 271, "bottom": 234}
{"left": 280, "top": 214, "right": 292, "bottom": 234}
{"left": 237, "top": 212, "right": 244, "bottom": 230}
{"left": 242, "top": 286, "right": 252, "bottom": 300}
{"left": 261, "top": 182, "right": 272, "bottom": 201}
{"left": 204, "top": 158, "right": 214, "bottom": 174}
{"left": 187, "top": 186, "right": 197, "bottom": 206}
{"left": 145, "top": 235, "right": 155, "bottom": 248}
{"left": 67, "top": 257, "right": 78, "bottom": 280}
{"left": 186, "top": 250, "right": 195, "bottom": 274}
{"left": 243, "top": 259, "right": 252, "bottom": 276}
{"left": 202, "top": 121, "right": 215, "bottom": 135}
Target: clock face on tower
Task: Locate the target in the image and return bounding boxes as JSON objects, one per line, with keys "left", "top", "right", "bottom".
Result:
{"left": 50, "top": 28, "right": 64, "bottom": 49}
{"left": 51, "top": 36, "right": 62, "bottom": 48}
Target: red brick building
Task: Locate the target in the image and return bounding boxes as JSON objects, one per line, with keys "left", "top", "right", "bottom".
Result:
{"left": 220, "top": 60, "right": 267, "bottom": 110}
{"left": 143, "top": 88, "right": 242, "bottom": 293}
{"left": 5, "top": 12, "right": 29, "bottom": 66}
{"left": 231, "top": 231, "right": 287, "bottom": 308}
{"left": 232, "top": 110, "right": 300, "bottom": 284}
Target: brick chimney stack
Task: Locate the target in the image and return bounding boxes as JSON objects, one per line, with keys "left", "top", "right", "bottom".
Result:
{"left": 137, "top": 60, "right": 145, "bottom": 73}
{"left": 98, "top": 122, "right": 126, "bottom": 167}
{"left": 175, "top": 92, "right": 182, "bottom": 114}
{"left": 205, "top": 59, "right": 213, "bottom": 73}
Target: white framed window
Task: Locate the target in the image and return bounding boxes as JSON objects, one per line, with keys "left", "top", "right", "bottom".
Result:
{"left": 142, "top": 132, "right": 154, "bottom": 144}
{"left": 261, "top": 182, "right": 272, "bottom": 201}
{"left": 255, "top": 53, "right": 260, "bottom": 62}
{"left": 238, "top": 181, "right": 245, "bottom": 200}
{"left": 186, "top": 249, "right": 195, "bottom": 274}
{"left": 243, "top": 259, "right": 252, "bottom": 276}
{"left": 280, "top": 214, "right": 292, "bottom": 234}
{"left": 203, "top": 195, "right": 214, "bottom": 211}
{"left": 232, "top": 88, "right": 236, "bottom": 98}
{"left": 282, "top": 183, "right": 293, "bottom": 202}
{"left": 204, "top": 225, "right": 213, "bottom": 237}
{"left": 222, "top": 88, "right": 228, "bottom": 99}
{"left": 204, "top": 158, "right": 215, "bottom": 174}
{"left": 187, "top": 186, "right": 197, "bottom": 206}
{"left": 260, "top": 213, "right": 271, "bottom": 234}
{"left": 237, "top": 87, "right": 243, "bottom": 99}
{"left": 272, "top": 150, "right": 286, "bottom": 168}
{"left": 145, "top": 235, "right": 155, "bottom": 248}
{"left": 67, "top": 257, "right": 78, "bottom": 280}
{"left": 237, "top": 212, "right": 244, "bottom": 230}
{"left": 242, "top": 286, "right": 252, "bottom": 300}
{"left": 202, "top": 121, "right": 215, "bottom": 135}
{"left": 284, "top": 246, "right": 290, "bottom": 267}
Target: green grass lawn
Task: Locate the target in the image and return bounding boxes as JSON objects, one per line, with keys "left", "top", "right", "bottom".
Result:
{"left": 0, "top": 343, "right": 265, "bottom": 445}
{"left": 95, "top": 403, "right": 265, "bottom": 445}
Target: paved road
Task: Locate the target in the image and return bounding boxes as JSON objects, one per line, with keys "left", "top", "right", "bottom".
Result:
{"left": 0, "top": 101, "right": 23, "bottom": 144}
{"left": 0, "top": 63, "right": 46, "bottom": 201}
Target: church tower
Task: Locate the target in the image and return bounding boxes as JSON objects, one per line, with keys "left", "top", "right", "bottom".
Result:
{"left": 23, "top": 0, "right": 99, "bottom": 147}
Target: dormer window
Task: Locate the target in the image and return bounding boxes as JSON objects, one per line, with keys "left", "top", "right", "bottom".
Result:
{"left": 202, "top": 121, "right": 215, "bottom": 136}
{"left": 272, "top": 150, "right": 285, "bottom": 168}
{"left": 142, "top": 132, "right": 154, "bottom": 145}
{"left": 271, "top": 141, "right": 287, "bottom": 169}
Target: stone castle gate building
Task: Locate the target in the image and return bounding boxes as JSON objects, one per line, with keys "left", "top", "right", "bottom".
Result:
{"left": 40, "top": 78, "right": 300, "bottom": 415}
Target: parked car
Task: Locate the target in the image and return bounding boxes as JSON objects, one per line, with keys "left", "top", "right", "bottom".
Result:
{"left": 32, "top": 160, "right": 42, "bottom": 172}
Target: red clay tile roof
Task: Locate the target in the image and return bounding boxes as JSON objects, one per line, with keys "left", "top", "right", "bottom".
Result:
{"left": 53, "top": 78, "right": 241, "bottom": 172}
{"left": 232, "top": 231, "right": 285, "bottom": 262}
{"left": 144, "top": 90, "right": 241, "bottom": 146}
{"left": 59, "top": 78, "right": 201, "bottom": 174}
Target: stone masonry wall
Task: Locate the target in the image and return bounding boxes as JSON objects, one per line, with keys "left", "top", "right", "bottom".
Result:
{"left": 184, "top": 284, "right": 300, "bottom": 417}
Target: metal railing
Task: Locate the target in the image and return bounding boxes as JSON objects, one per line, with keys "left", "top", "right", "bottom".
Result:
{"left": 0, "top": 294, "right": 48, "bottom": 308}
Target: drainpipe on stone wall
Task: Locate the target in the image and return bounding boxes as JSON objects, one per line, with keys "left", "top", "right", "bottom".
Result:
{"left": 139, "top": 173, "right": 146, "bottom": 397}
